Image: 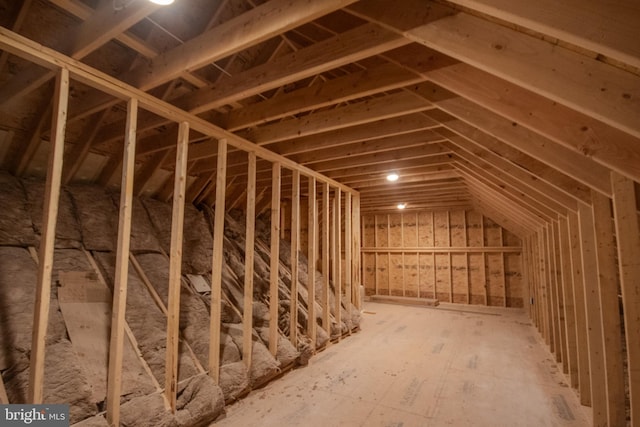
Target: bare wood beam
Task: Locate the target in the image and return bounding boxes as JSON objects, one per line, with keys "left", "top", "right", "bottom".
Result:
{"left": 445, "top": 0, "right": 640, "bottom": 70}
{"left": 28, "top": 69, "right": 69, "bottom": 403}
{"left": 322, "top": 154, "right": 454, "bottom": 181}
{"left": 307, "top": 175, "right": 317, "bottom": 348}
{"left": 209, "top": 139, "right": 227, "bottom": 383}
{"left": 225, "top": 62, "right": 423, "bottom": 131}
{"left": 0, "top": 26, "right": 358, "bottom": 195}
{"left": 456, "top": 159, "right": 556, "bottom": 222}
{"left": 243, "top": 152, "right": 257, "bottom": 368}
{"left": 268, "top": 163, "right": 281, "bottom": 356}
{"left": 428, "top": 63, "right": 640, "bottom": 182}
{"left": 448, "top": 142, "right": 570, "bottom": 215}
{"left": 611, "top": 172, "right": 640, "bottom": 424}
{"left": 333, "top": 188, "right": 342, "bottom": 340}
{"left": 352, "top": 194, "right": 361, "bottom": 309}
{"left": 125, "top": 0, "right": 359, "bottom": 89}
{"left": 591, "top": 189, "right": 626, "bottom": 426}
{"left": 311, "top": 144, "right": 450, "bottom": 174}
{"left": 322, "top": 182, "right": 331, "bottom": 335}
{"left": 438, "top": 121, "right": 590, "bottom": 205}
{"left": 577, "top": 202, "right": 608, "bottom": 425}
{"left": 266, "top": 113, "right": 440, "bottom": 156}
{"left": 344, "top": 191, "right": 353, "bottom": 325}
{"left": 105, "top": 97, "right": 138, "bottom": 426}
{"left": 69, "top": 5, "right": 387, "bottom": 123}
{"left": 290, "top": 170, "right": 300, "bottom": 345}
{"left": 420, "top": 86, "right": 612, "bottom": 196}
{"left": 446, "top": 132, "right": 578, "bottom": 210}
{"left": 0, "top": 0, "right": 158, "bottom": 104}
{"left": 345, "top": 169, "right": 459, "bottom": 188}
{"left": 351, "top": 1, "right": 640, "bottom": 138}
{"left": 164, "top": 122, "right": 190, "bottom": 412}
{"left": 566, "top": 211, "right": 591, "bottom": 406}
{"left": 238, "top": 91, "right": 434, "bottom": 144}
{"left": 557, "top": 216, "right": 578, "bottom": 390}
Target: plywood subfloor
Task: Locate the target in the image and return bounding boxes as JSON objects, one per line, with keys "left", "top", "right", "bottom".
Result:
{"left": 213, "top": 302, "right": 590, "bottom": 427}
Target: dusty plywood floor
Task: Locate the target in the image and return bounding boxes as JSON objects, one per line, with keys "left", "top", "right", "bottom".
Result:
{"left": 213, "top": 302, "right": 590, "bottom": 427}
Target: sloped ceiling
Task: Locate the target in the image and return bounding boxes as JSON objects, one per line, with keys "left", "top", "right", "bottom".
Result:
{"left": 0, "top": 0, "right": 638, "bottom": 238}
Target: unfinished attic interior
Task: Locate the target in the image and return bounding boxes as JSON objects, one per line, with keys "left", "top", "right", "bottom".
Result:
{"left": 0, "top": 0, "right": 639, "bottom": 425}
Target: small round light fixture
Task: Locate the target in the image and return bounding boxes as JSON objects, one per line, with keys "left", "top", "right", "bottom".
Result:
{"left": 149, "top": 0, "right": 174, "bottom": 5}
{"left": 397, "top": 203, "right": 407, "bottom": 210}
{"left": 386, "top": 173, "right": 399, "bottom": 182}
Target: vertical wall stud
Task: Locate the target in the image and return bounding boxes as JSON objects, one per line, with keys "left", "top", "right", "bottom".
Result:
{"left": 463, "top": 212, "right": 469, "bottom": 304}
{"left": 307, "top": 176, "right": 317, "bottom": 347}
{"left": 373, "top": 215, "right": 378, "bottom": 295}
{"left": 480, "top": 215, "right": 487, "bottom": 305}
{"left": 558, "top": 216, "right": 578, "bottom": 390}
{"left": 416, "top": 212, "right": 420, "bottom": 300}
{"left": 345, "top": 192, "right": 352, "bottom": 328}
{"left": 447, "top": 212, "right": 452, "bottom": 302}
{"left": 498, "top": 226, "right": 506, "bottom": 307}
{"left": 209, "top": 139, "right": 227, "bottom": 382}
{"left": 164, "top": 122, "right": 190, "bottom": 413}
{"left": 268, "top": 163, "right": 281, "bottom": 356}
{"left": 333, "top": 189, "right": 342, "bottom": 339}
{"left": 290, "top": 170, "right": 300, "bottom": 345}
{"left": 592, "top": 190, "right": 626, "bottom": 426}
{"left": 537, "top": 231, "right": 550, "bottom": 346}
{"left": 551, "top": 221, "right": 566, "bottom": 368}
{"left": 105, "top": 97, "right": 138, "bottom": 425}
{"left": 322, "top": 183, "right": 330, "bottom": 334}
{"left": 567, "top": 212, "right": 591, "bottom": 406}
{"left": 578, "top": 202, "right": 608, "bottom": 426}
{"left": 352, "top": 194, "right": 361, "bottom": 309}
{"left": 28, "top": 68, "right": 69, "bottom": 404}
{"left": 243, "top": 152, "right": 257, "bottom": 367}
{"left": 544, "top": 225, "right": 559, "bottom": 358}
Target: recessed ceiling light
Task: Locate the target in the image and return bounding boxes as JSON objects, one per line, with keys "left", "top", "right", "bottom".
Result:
{"left": 397, "top": 203, "right": 407, "bottom": 210}
{"left": 386, "top": 173, "right": 399, "bottom": 182}
{"left": 148, "top": 0, "right": 174, "bottom": 5}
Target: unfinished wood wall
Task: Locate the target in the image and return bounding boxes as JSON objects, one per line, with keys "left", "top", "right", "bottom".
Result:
{"left": 0, "top": 34, "right": 363, "bottom": 426}
{"left": 362, "top": 209, "right": 523, "bottom": 307}
{"left": 520, "top": 186, "right": 640, "bottom": 426}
